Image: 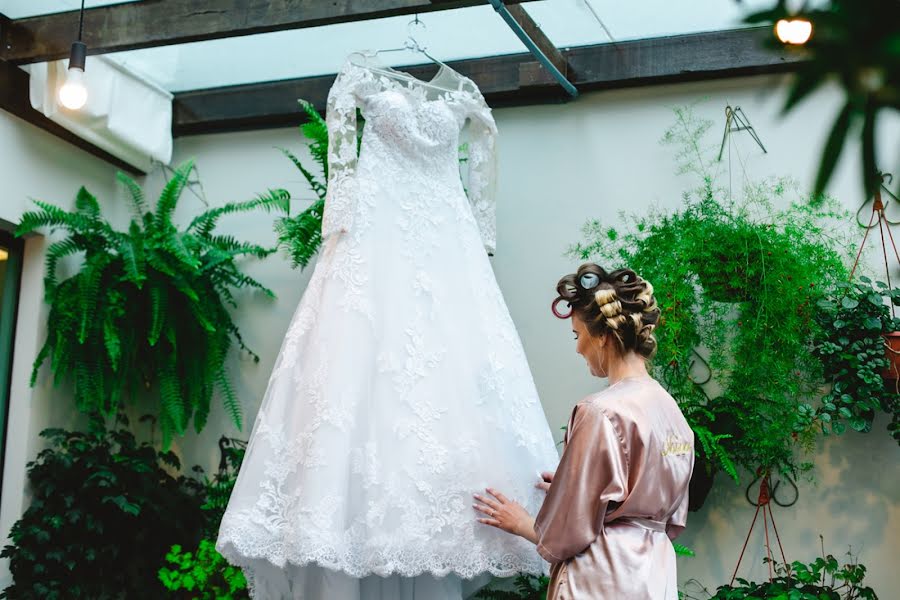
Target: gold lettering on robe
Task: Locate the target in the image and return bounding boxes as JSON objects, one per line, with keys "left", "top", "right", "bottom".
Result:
{"left": 661, "top": 435, "right": 692, "bottom": 457}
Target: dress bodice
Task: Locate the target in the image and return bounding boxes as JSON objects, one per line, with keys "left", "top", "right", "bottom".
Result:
{"left": 321, "top": 59, "right": 499, "bottom": 254}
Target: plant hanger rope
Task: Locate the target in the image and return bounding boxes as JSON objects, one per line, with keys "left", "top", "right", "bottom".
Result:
{"left": 730, "top": 471, "right": 790, "bottom": 585}
{"left": 849, "top": 172, "right": 900, "bottom": 319}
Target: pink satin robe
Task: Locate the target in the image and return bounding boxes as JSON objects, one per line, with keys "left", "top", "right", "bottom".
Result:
{"left": 534, "top": 376, "right": 694, "bottom": 599}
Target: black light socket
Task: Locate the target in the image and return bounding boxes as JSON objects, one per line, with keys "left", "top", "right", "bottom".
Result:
{"left": 68, "top": 41, "right": 87, "bottom": 71}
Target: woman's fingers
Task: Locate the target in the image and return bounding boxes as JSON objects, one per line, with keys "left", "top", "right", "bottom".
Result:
{"left": 472, "top": 503, "right": 494, "bottom": 516}
{"left": 541, "top": 471, "right": 555, "bottom": 483}
{"left": 486, "top": 488, "right": 510, "bottom": 504}
{"left": 478, "top": 518, "right": 501, "bottom": 527}
{"left": 473, "top": 493, "right": 500, "bottom": 510}
{"left": 535, "top": 481, "right": 551, "bottom": 492}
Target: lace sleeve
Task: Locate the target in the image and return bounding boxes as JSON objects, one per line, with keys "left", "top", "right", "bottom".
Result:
{"left": 461, "top": 88, "right": 499, "bottom": 255}
{"left": 321, "top": 65, "right": 362, "bottom": 239}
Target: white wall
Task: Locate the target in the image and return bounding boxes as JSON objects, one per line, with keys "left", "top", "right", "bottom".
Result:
{"left": 0, "top": 109, "right": 120, "bottom": 585}
{"left": 2, "top": 71, "right": 898, "bottom": 594}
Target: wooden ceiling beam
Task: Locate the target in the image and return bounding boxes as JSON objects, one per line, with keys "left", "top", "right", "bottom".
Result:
{"left": 0, "top": 0, "right": 540, "bottom": 65}
{"left": 173, "top": 27, "right": 801, "bottom": 137}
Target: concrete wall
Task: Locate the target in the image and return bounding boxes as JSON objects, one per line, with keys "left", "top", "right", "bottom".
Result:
{"left": 0, "top": 109, "right": 119, "bottom": 586}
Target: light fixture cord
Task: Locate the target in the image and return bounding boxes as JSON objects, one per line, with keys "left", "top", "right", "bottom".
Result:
{"left": 78, "top": 0, "right": 86, "bottom": 42}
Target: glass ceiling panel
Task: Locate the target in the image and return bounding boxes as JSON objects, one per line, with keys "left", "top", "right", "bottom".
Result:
{"left": 9, "top": 0, "right": 802, "bottom": 93}
{"left": 106, "top": 5, "right": 527, "bottom": 92}
{"left": 528, "top": 0, "right": 774, "bottom": 47}
{"left": 0, "top": 0, "right": 139, "bottom": 19}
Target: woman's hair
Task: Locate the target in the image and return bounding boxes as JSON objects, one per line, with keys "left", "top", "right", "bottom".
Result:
{"left": 554, "top": 263, "right": 661, "bottom": 359}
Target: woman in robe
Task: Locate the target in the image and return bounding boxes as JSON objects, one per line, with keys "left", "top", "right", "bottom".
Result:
{"left": 473, "top": 263, "right": 694, "bottom": 599}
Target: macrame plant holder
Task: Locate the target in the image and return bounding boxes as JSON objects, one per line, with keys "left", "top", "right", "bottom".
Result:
{"left": 849, "top": 172, "right": 900, "bottom": 385}
{"left": 730, "top": 470, "right": 790, "bottom": 585}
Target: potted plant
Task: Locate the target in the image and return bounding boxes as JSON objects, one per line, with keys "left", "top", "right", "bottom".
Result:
{"left": 814, "top": 277, "right": 900, "bottom": 443}
{"left": 571, "top": 106, "right": 855, "bottom": 503}
{"left": 699, "top": 551, "right": 879, "bottom": 599}
{"left": 15, "top": 161, "right": 289, "bottom": 448}
{"left": 0, "top": 416, "right": 206, "bottom": 600}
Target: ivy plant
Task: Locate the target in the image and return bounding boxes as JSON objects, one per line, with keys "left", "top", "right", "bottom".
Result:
{"left": 16, "top": 161, "right": 289, "bottom": 447}
{"left": 571, "top": 106, "right": 854, "bottom": 480}
{"left": 813, "top": 277, "right": 900, "bottom": 443}
{"left": 0, "top": 418, "right": 206, "bottom": 600}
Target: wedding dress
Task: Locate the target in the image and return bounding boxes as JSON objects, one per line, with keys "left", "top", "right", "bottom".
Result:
{"left": 216, "top": 56, "right": 559, "bottom": 599}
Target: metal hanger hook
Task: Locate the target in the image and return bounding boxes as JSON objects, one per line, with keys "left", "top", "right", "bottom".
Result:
{"left": 406, "top": 14, "right": 428, "bottom": 51}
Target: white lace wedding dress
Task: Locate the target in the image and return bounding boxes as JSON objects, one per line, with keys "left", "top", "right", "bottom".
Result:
{"left": 216, "top": 57, "right": 559, "bottom": 599}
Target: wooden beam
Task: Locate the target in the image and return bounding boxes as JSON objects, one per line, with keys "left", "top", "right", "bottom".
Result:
{"left": 173, "top": 27, "right": 802, "bottom": 137}
{"left": 1, "top": 0, "right": 540, "bottom": 65}
{"left": 0, "top": 58, "right": 142, "bottom": 173}
{"left": 503, "top": 4, "right": 572, "bottom": 87}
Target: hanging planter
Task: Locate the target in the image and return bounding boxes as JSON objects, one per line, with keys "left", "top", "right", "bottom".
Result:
{"left": 814, "top": 173, "right": 900, "bottom": 443}
{"left": 882, "top": 331, "right": 900, "bottom": 381}
{"left": 693, "top": 227, "right": 765, "bottom": 303}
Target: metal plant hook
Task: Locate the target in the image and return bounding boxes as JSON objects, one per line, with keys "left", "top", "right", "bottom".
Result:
{"left": 856, "top": 172, "right": 900, "bottom": 228}
{"left": 217, "top": 434, "right": 248, "bottom": 473}
{"left": 688, "top": 349, "right": 713, "bottom": 385}
{"left": 745, "top": 470, "right": 799, "bottom": 507}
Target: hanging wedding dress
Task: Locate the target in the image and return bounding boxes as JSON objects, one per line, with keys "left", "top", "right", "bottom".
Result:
{"left": 216, "top": 56, "right": 559, "bottom": 599}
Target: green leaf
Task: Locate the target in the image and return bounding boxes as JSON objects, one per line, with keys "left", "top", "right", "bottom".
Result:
{"left": 849, "top": 416, "right": 871, "bottom": 432}
{"left": 861, "top": 98, "right": 878, "bottom": 201}
{"left": 814, "top": 102, "right": 853, "bottom": 197}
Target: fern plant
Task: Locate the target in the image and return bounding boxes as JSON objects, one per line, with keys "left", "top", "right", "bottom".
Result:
{"left": 275, "top": 100, "right": 329, "bottom": 269}
{"left": 16, "top": 161, "right": 289, "bottom": 447}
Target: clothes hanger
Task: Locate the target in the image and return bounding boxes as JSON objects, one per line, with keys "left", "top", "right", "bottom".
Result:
{"left": 349, "top": 15, "right": 461, "bottom": 90}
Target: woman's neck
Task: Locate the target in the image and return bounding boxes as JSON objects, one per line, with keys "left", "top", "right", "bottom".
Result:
{"left": 605, "top": 352, "right": 650, "bottom": 386}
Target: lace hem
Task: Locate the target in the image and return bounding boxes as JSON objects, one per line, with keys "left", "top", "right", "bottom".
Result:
{"left": 216, "top": 520, "right": 547, "bottom": 581}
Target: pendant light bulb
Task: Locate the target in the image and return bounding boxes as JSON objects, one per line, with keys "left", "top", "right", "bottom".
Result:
{"left": 775, "top": 18, "right": 813, "bottom": 45}
{"left": 59, "top": 65, "right": 88, "bottom": 110}
{"left": 59, "top": 1, "right": 88, "bottom": 111}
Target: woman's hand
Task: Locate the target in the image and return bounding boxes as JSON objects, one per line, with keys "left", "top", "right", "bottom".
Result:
{"left": 536, "top": 470, "right": 555, "bottom": 493}
{"left": 473, "top": 488, "right": 538, "bottom": 544}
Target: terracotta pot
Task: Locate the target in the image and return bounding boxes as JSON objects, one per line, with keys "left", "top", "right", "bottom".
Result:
{"left": 882, "top": 331, "right": 900, "bottom": 382}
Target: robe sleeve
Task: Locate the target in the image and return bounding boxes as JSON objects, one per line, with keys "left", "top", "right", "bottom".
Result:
{"left": 534, "top": 404, "right": 629, "bottom": 563}
{"left": 666, "top": 489, "right": 689, "bottom": 541}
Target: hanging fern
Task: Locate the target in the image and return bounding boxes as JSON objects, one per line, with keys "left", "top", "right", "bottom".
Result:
{"left": 275, "top": 100, "right": 330, "bottom": 269}
{"left": 16, "top": 160, "right": 290, "bottom": 448}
